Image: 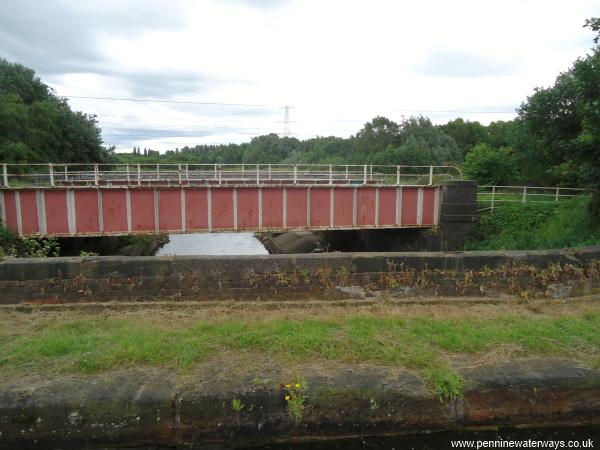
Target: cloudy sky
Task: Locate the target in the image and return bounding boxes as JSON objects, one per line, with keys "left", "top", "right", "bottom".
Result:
{"left": 1, "top": 0, "right": 599, "bottom": 152}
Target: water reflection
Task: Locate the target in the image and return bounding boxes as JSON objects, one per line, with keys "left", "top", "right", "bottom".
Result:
{"left": 155, "top": 232, "right": 268, "bottom": 256}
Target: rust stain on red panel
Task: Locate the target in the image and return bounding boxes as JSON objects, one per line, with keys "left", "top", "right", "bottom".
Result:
{"left": 20, "top": 191, "right": 39, "bottom": 234}
{"left": 310, "top": 188, "right": 330, "bottom": 228}
{"left": 44, "top": 190, "right": 69, "bottom": 234}
{"left": 3, "top": 191, "right": 18, "bottom": 232}
{"left": 74, "top": 190, "right": 100, "bottom": 233}
{"left": 237, "top": 188, "right": 259, "bottom": 229}
{"left": 422, "top": 187, "right": 436, "bottom": 225}
{"left": 401, "top": 188, "right": 418, "bottom": 225}
{"left": 185, "top": 188, "right": 208, "bottom": 230}
{"left": 211, "top": 188, "right": 234, "bottom": 229}
{"left": 357, "top": 187, "right": 376, "bottom": 226}
{"left": 102, "top": 189, "right": 128, "bottom": 232}
{"left": 262, "top": 188, "right": 283, "bottom": 228}
{"left": 333, "top": 188, "right": 353, "bottom": 227}
{"left": 378, "top": 187, "right": 397, "bottom": 226}
{"left": 158, "top": 189, "right": 182, "bottom": 231}
{"left": 130, "top": 189, "right": 155, "bottom": 232}
{"left": 286, "top": 188, "right": 307, "bottom": 228}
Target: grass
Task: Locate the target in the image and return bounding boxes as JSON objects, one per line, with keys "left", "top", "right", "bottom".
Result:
{"left": 231, "top": 398, "right": 245, "bottom": 412}
{"left": 2, "top": 304, "right": 600, "bottom": 399}
{"left": 466, "top": 197, "right": 600, "bottom": 250}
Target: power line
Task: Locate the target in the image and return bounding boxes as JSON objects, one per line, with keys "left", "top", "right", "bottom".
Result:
{"left": 64, "top": 95, "right": 278, "bottom": 108}
{"left": 65, "top": 95, "right": 515, "bottom": 115}
{"left": 100, "top": 125, "right": 274, "bottom": 132}
{"left": 391, "top": 108, "right": 516, "bottom": 114}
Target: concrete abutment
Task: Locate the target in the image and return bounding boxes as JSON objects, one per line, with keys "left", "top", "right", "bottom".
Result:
{"left": 0, "top": 244, "right": 599, "bottom": 305}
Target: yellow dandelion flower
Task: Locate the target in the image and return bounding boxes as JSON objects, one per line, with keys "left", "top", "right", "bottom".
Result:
{"left": 284, "top": 395, "right": 290, "bottom": 401}
{"left": 295, "top": 383, "right": 301, "bottom": 389}
{"left": 285, "top": 384, "right": 291, "bottom": 388}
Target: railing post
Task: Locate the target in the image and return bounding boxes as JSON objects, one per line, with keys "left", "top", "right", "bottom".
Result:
{"left": 522, "top": 186, "right": 527, "bottom": 203}
{"left": 555, "top": 187, "right": 560, "bottom": 202}
{"left": 396, "top": 165, "right": 400, "bottom": 185}
{"left": 268, "top": 164, "right": 272, "bottom": 180}
{"left": 94, "top": 163, "right": 99, "bottom": 186}
{"left": 214, "top": 164, "right": 218, "bottom": 180}
{"left": 256, "top": 164, "right": 260, "bottom": 184}
{"left": 345, "top": 165, "right": 349, "bottom": 183}
{"left": 491, "top": 185, "right": 496, "bottom": 214}
{"left": 219, "top": 165, "right": 222, "bottom": 185}
{"left": 185, "top": 164, "right": 189, "bottom": 182}
{"left": 156, "top": 163, "right": 160, "bottom": 181}
{"left": 2, "top": 163, "right": 8, "bottom": 187}
{"left": 369, "top": 165, "right": 373, "bottom": 181}
{"left": 329, "top": 164, "right": 333, "bottom": 185}
{"left": 428, "top": 166, "right": 434, "bottom": 185}
{"left": 178, "top": 164, "right": 182, "bottom": 185}
{"left": 241, "top": 164, "right": 245, "bottom": 181}
{"left": 363, "top": 165, "right": 367, "bottom": 185}
{"left": 126, "top": 164, "right": 130, "bottom": 183}
{"left": 293, "top": 164, "right": 298, "bottom": 185}
{"left": 48, "top": 163, "right": 55, "bottom": 187}
{"left": 137, "top": 164, "right": 141, "bottom": 186}
{"left": 64, "top": 165, "right": 68, "bottom": 182}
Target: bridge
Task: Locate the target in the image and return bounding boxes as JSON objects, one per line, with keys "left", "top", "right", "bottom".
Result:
{"left": 0, "top": 163, "right": 462, "bottom": 237}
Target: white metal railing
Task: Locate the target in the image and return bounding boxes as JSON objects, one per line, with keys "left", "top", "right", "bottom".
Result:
{"left": 0, "top": 163, "right": 462, "bottom": 188}
{"left": 477, "top": 185, "right": 593, "bottom": 212}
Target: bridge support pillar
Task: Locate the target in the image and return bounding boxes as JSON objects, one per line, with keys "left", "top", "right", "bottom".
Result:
{"left": 436, "top": 180, "right": 478, "bottom": 251}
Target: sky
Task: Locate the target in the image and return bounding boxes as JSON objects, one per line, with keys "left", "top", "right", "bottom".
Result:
{"left": 1, "top": 0, "right": 599, "bottom": 153}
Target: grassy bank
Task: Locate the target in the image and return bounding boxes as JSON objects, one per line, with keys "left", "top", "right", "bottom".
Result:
{"left": 2, "top": 302, "right": 600, "bottom": 399}
{"left": 466, "top": 198, "right": 600, "bottom": 250}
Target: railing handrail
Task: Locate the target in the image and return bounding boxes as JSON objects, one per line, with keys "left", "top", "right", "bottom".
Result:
{"left": 477, "top": 184, "right": 594, "bottom": 213}
{"left": 479, "top": 185, "right": 593, "bottom": 192}
{"left": 0, "top": 162, "right": 463, "bottom": 188}
{"left": 0, "top": 162, "right": 460, "bottom": 168}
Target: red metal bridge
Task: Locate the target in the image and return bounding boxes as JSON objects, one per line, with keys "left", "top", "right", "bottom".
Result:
{"left": 0, "top": 163, "right": 461, "bottom": 237}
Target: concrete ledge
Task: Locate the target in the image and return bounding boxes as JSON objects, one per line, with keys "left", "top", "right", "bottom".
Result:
{"left": 1, "top": 359, "right": 599, "bottom": 449}
{"left": 0, "top": 247, "right": 599, "bottom": 304}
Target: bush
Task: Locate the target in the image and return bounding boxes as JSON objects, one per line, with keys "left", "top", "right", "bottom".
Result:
{"left": 466, "top": 198, "right": 600, "bottom": 250}
{"left": 463, "top": 143, "right": 518, "bottom": 185}
{"left": 0, "top": 224, "right": 60, "bottom": 257}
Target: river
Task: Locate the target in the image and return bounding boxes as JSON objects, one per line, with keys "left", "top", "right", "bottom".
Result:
{"left": 154, "top": 232, "right": 269, "bottom": 256}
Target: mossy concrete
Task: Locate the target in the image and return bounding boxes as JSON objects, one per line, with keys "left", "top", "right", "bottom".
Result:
{"left": 1, "top": 359, "right": 599, "bottom": 449}
{"left": 0, "top": 246, "right": 599, "bottom": 304}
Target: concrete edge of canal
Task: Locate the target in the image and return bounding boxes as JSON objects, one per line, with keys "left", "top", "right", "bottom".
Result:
{"left": 1, "top": 358, "right": 599, "bottom": 449}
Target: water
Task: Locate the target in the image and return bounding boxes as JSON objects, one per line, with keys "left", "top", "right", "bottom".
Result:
{"left": 154, "top": 232, "right": 268, "bottom": 256}
{"left": 99, "top": 426, "right": 600, "bottom": 449}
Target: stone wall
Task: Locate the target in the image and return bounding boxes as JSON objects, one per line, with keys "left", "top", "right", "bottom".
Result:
{"left": 1, "top": 246, "right": 599, "bottom": 304}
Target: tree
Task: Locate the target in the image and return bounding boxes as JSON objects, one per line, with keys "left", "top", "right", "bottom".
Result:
{"left": 463, "top": 143, "right": 518, "bottom": 185}
{"left": 0, "top": 58, "right": 109, "bottom": 164}
{"left": 516, "top": 17, "right": 600, "bottom": 196}
{"left": 486, "top": 120, "right": 520, "bottom": 149}
{"left": 439, "top": 118, "right": 488, "bottom": 158}
{"left": 242, "top": 134, "right": 299, "bottom": 164}
{"left": 352, "top": 116, "right": 401, "bottom": 161}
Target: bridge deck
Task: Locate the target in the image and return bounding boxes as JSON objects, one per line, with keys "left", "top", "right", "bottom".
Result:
{"left": 0, "top": 185, "right": 439, "bottom": 237}
{"left": 0, "top": 164, "right": 453, "bottom": 236}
